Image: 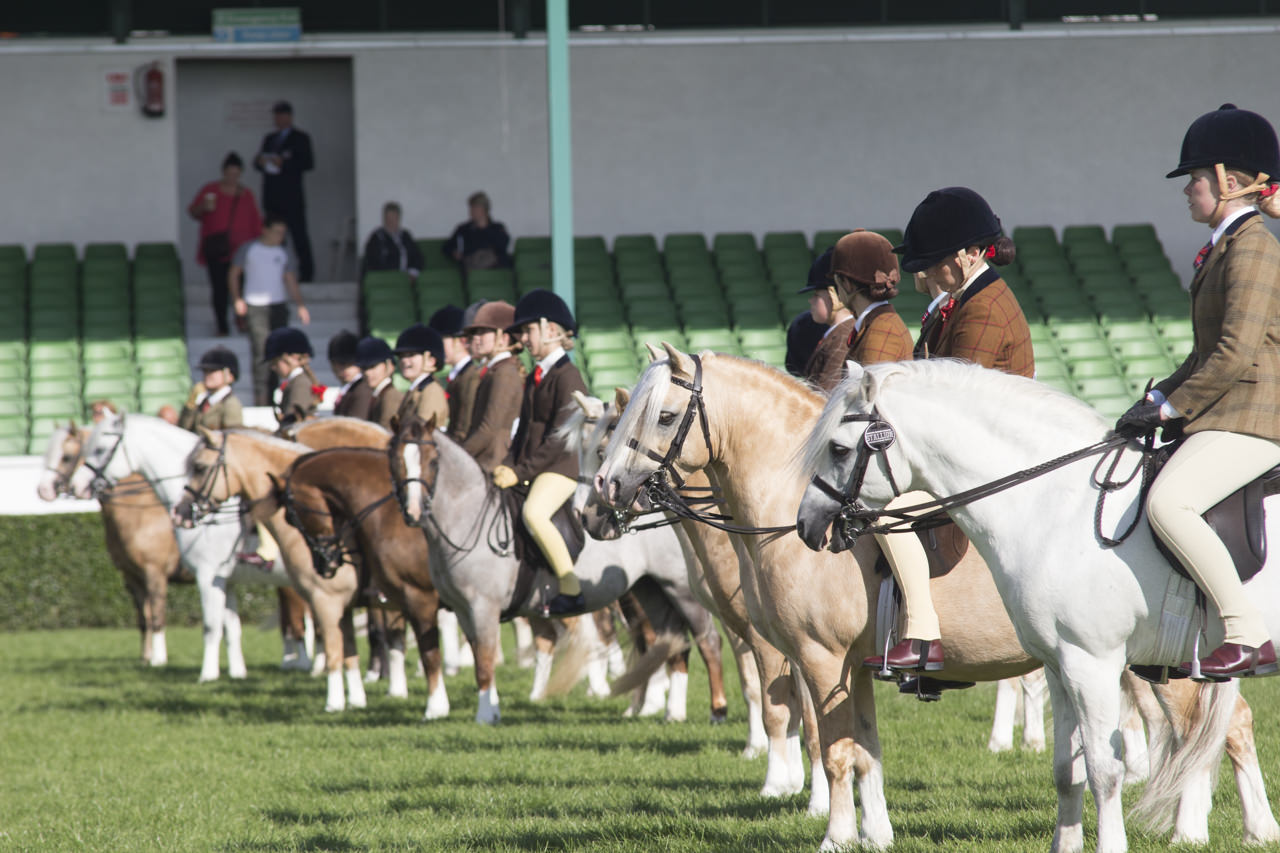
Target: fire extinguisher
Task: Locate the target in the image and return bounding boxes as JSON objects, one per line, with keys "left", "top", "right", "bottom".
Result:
{"left": 134, "top": 61, "right": 165, "bottom": 119}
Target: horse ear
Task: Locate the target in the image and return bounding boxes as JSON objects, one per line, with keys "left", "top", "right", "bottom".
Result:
{"left": 424, "top": 413, "right": 438, "bottom": 432}
{"left": 661, "top": 342, "right": 695, "bottom": 379}
{"left": 645, "top": 343, "right": 662, "bottom": 363}
{"left": 67, "top": 418, "right": 77, "bottom": 432}
{"left": 845, "top": 361, "right": 865, "bottom": 386}
{"left": 614, "top": 387, "right": 631, "bottom": 411}
{"left": 389, "top": 415, "right": 401, "bottom": 435}
{"left": 571, "top": 389, "right": 592, "bottom": 413}
{"left": 196, "top": 426, "right": 219, "bottom": 446}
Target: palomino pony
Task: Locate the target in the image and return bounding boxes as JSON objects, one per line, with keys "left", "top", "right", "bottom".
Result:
{"left": 388, "top": 413, "right": 725, "bottom": 725}
{"left": 794, "top": 359, "right": 1279, "bottom": 851}
{"left": 71, "top": 413, "right": 301, "bottom": 683}
{"left": 563, "top": 391, "right": 827, "bottom": 810}
{"left": 594, "top": 347, "right": 1271, "bottom": 852}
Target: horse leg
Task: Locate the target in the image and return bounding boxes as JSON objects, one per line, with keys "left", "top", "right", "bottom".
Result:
{"left": 438, "top": 607, "right": 462, "bottom": 676}
{"left": 1119, "top": 672, "right": 1154, "bottom": 785}
{"left": 195, "top": 570, "right": 227, "bottom": 682}
{"left": 365, "top": 605, "right": 388, "bottom": 683}
{"left": 730, "top": 631, "right": 768, "bottom": 759}
{"left": 793, "top": 652, "right": 856, "bottom": 851}
{"left": 469, "top": 604, "right": 502, "bottom": 725}
{"left": 1224, "top": 693, "right": 1280, "bottom": 845}
{"left": 795, "top": 668, "right": 830, "bottom": 818}
{"left": 278, "top": 587, "right": 310, "bottom": 672}
{"left": 692, "top": 620, "right": 728, "bottom": 724}
{"left": 757, "top": 645, "right": 803, "bottom": 798}
{"left": 311, "top": 594, "right": 349, "bottom": 712}
{"left": 989, "top": 677, "right": 1019, "bottom": 753}
{"left": 849, "top": 667, "right": 892, "bottom": 848}
{"left": 665, "top": 649, "right": 690, "bottom": 723}
{"left": 341, "top": 604, "right": 367, "bottom": 709}
{"left": 405, "top": 587, "right": 448, "bottom": 720}
{"left": 1053, "top": 650, "right": 1127, "bottom": 853}
{"left": 1021, "top": 670, "right": 1048, "bottom": 752}
{"left": 222, "top": 587, "right": 246, "bottom": 679}
{"left": 512, "top": 616, "right": 535, "bottom": 668}
{"left": 145, "top": 568, "right": 168, "bottom": 667}
{"left": 528, "top": 616, "right": 559, "bottom": 701}
{"left": 1044, "top": 667, "right": 1087, "bottom": 853}
{"left": 384, "top": 609, "right": 409, "bottom": 699}
{"left": 596, "top": 605, "right": 627, "bottom": 679}
{"left": 123, "top": 573, "right": 149, "bottom": 663}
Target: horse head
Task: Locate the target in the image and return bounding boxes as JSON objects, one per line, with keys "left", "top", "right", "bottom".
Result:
{"left": 70, "top": 410, "right": 129, "bottom": 499}
{"left": 594, "top": 342, "right": 714, "bottom": 514}
{"left": 37, "top": 421, "right": 84, "bottom": 501}
{"left": 389, "top": 411, "right": 439, "bottom": 526}
{"left": 562, "top": 389, "right": 628, "bottom": 541}
{"left": 173, "top": 427, "right": 232, "bottom": 527}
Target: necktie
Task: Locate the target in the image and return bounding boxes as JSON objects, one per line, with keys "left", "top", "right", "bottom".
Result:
{"left": 200, "top": 400, "right": 210, "bottom": 413}
{"left": 1193, "top": 240, "right": 1213, "bottom": 270}
{"left": 533, "top": 365, "right": 544, "bottom": 386}
{"left": 480, "top": 366, "right": 489, "bottom": 379}
{"left": 938, "top": 297, "right": 956, "bottom": 323}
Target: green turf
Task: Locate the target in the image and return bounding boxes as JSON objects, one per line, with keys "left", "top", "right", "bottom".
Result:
{"left": 1, "top": 626, "right": 1276, "bottom": 851}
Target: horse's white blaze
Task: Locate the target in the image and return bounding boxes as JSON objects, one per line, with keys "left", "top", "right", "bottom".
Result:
{"left": 345, "top": 665, "right": 367, "bottom": 709}
{"left": 149, "top": 631, "right": 167, "bottom": 667}
{"left": 325, "top": 670, "right": 345, "bottom": 712}
{"left": 664, "top": 669, "right": 688, "bottom": 723}
{"left": 529, "top": 650, "right": 553, "bottom": 701}
{"left": 476, "top": 685, "right": 500, "bottom": 725}
{"left": 1172, "top": 768, "right": 1213, "bottom": 844}
{"left": 386, "top": 648, "right": 408, "bottom": 699}
{"left": 439, "top": 608, "right": 461, "bottom": 675}
{"left": 402, "top": 442, "right": 423, "bottom": 523}
{"left": 424, "top": 678, "right": 450, "bottom": 720}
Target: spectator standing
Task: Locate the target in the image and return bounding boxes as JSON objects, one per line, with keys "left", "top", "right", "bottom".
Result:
{"left": 229, "top": 217, "right": 311, "bottom": 405}
{"left": 188, "top": 153, "right": 262, "bottom": 336}
{"left": 254, "top": 101, "right": 315, "bottom": 282}
{"left": 442, "top": 191, "right": 511, "bottom": 270}
{"left": 362, "top": 202, "right": 424, "bottom": 279}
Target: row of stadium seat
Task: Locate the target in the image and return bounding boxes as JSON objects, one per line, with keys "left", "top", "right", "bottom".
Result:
{"left": 0, "top": 242, "right": 188, "bottom": 453}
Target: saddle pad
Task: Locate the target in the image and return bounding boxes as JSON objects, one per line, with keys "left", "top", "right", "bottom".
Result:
{"left": 872, "top": 521, "right": 970, "bottom": 579}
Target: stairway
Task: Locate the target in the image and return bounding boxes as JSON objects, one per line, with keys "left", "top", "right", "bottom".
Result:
{"left": 183, "top": 280, "right": 361, "bottom": 401}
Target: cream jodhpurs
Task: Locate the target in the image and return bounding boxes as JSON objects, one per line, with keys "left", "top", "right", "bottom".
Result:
{"left": 874, "top": 491, "right": 940, "bottom": 642}
{"left": 1147, "top": 429, "right": 1280, "bottom": 647}
{"left": 523, "top": 472, "right": 581, "bottom": 595}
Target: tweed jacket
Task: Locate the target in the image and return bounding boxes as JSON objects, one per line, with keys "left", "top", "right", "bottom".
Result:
{"left": 848, "top": 304, "right": 914, "bottom": 367}
{"left": 460, "top": 355, "right": 524, "bottom": 472}
{"left": 504, "top": 354, "right": 587, "bottom": 483}
{"left": 178, "top": 391, "right": 244, "bottom": 432}
{"left": 803, "top": 317, "right": 855, "bottom": 393}
{"left": 275, "top": 372, "right": 318, "bottom": 428}
{"left": 333, "top": 374, "right": 373, "bottom": 420}
{"left": 933, "top": 269, "right": 1035, "bottom": 378}
{"left": 914, "top": 300, "right": 948, "bottom": 359}
{"left": 1154, "top": 213, "right": 1280, "bottom": 441}
{"left": 397, "top": 376, "right": 450, "bottom": 431}
{"left": 367, "top": 379, "right": 404, "bottom": 432}
{"left": 447, "top": 359, "right": 483, "bottom": 443}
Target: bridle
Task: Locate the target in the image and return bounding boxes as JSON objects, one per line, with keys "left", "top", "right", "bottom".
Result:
{"left": 808, "top": 405, "right": 1155, "bottom": 548}
{"left": 82, "top": 422, "right": 130, "bottom": 498}
{"left": 625, "top": 354, "right": 713, "bottom": 492}
{"left": 181, "top": 436, "right": 233, "bottom": 524}
{"left": 387, "top": 426, "right": 513, "bottom": 555}
{"left": 279, "top": 466, "right": 397, "bottom": 580}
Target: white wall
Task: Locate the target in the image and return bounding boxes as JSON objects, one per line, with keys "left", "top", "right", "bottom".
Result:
{"left": 4, "top": 23, "right": 1280, "bottom": 277}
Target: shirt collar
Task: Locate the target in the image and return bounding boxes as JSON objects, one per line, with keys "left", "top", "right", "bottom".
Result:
{"left": 926, "top": 290, "right": 951, "bottom": 314}
{"left": 285, "top": 365, "right": 304, "bottom": 381}
{"left": 372, "top": 376, "right": 393, "bottom": 394}
{"left": 410, "top": 373, "right": 434, "bottom": 391}
{"left": 1211, "top": 206, "right": 1256, "bottom": 246}
{"left": 536, "top": 347, "right": 565, "bottom": 375}
{"left": 853, "top": 301, "right": 889, "bottom": 334}
{"left": 448, "top": 355, "right": 471, "bottom": 381}
{"left": 200, "top": 386, "right": 232, "bottom": 407}
{"left": 338, "top": 375, "right": 360, "bottom": 396}
{"left": 486, "top": 351, "right": 511, "bottom": 367}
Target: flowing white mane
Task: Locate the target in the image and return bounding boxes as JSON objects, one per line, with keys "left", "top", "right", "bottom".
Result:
{"left": 553, "top": 396, "right": 612, "bottom": 458}
{"left": 797, "top": 358, "right": 1110, "bottom": 478}
{"left": 608, "top": 359, "right": 674, "bottom": 462}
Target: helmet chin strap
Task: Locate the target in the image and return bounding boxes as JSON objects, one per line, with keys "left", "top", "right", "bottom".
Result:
{"left": 1211, "top": 162, "right": 1272, "bottom": 222}
{"left": 538, "top": 317, "right": 566, "bottom": 349}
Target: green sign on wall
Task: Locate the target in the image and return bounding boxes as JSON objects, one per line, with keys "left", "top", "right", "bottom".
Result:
{"left": 212, "top": 8, "right": 302, "bottom": 43}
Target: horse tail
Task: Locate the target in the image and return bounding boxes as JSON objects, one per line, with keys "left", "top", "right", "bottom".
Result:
{"left": 1129, "top": 677, "right": 1238, "bottom": 833}
{"left": 609, "top": 631, "right": 689, "bottom": 697}
{"left": 542, "top": 615, "right": 600, "bottom": 698}
{"left": 608, "top": 578, "right": 691, "bottom": 697}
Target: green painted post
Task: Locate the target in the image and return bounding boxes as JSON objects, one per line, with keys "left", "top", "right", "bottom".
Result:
{"left": 546, "top": 0, "right": 575, "bottom": 312}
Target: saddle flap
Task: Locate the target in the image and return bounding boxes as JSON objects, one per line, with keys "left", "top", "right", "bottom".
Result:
{"left": 871, "top": 521, "right": 970, "bottom": 579}
{"left": 499, "top": 487, "right": 585, "bottom": 620}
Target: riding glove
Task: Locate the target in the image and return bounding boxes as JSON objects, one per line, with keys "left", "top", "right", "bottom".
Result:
{"left": 492, "top": 465, "right": 519, "bottom": 489}
{"left": 1114, "top": 400, "right": 1164, "bottom": 438}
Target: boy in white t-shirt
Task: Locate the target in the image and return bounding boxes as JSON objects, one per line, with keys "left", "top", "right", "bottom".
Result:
{"left": 229, "top": 216, "right": 311, "bottom": 404}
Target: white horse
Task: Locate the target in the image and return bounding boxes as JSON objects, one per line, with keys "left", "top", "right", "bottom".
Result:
{"left": 795, "top": 359, "right": 1256, "bottom": 853}
{"left": 69, "top": 412, "right": 297, "bottom": 683}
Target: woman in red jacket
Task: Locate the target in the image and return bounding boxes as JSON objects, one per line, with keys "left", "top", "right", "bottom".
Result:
{"left": 188, "top": 152, "right": 263, "bottom": 337}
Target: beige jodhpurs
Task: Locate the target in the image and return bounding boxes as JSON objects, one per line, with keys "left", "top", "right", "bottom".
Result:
{"left": 874, "top": 490, "right": 940, "bottom": 642}
{"left": 1147, "top": 429, "right": 1280, "bottom": 647}
{"left": 523, "top": 472, "right": 581, "bottom": 595}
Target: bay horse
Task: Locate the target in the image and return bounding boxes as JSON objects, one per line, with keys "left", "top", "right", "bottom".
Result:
{"left": 795, "top": 358, "right": 1280, "bottom": 850}
{"left": 388, "top": 414, "right": 724, "bottom": 725}
{"left": 562, "top": 391, "right": 828, "bottom": 811}
{"left": 595, "top": 346, "right": 1272, "bottom": 851}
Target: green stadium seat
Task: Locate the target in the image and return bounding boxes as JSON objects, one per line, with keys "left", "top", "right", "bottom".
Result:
{"left": 1062, "top": 225, "right": 1107, "bottom": 245}
{"left": 0, "top": 436, "right": 27, "bottom": 455}
{"left": 83, "top": 358, "right": 134, "bottom": 380}
{"left": 1111, "top": 338, "right": 1166, "bottom": 361}
{"left": 614, "top": 234, "right": 659, "bottom": 255}
{"left": 1122, "top": 253, "right": 1173, "bottom": 276}
{"left": 713, "top": 232, "right": 757, "bottom": 254}
{"left": 514, "top": 249, "right": 551, "bottom": 270}
{"left": 1111, "top": 224, "right": 1158, "bottom": 245}
{"left": 589, "top": 366, "right": 640, "bottom": 388}
{"left": 578, "top": 327, "right": 633, "bottom": 350}
{"left": 663, "top": 233, "right": 707, "bottom": 254}
{"left": 1116, "top": 237, "right": 1165, "bottom": 257}
{"left": 133, "top": 339, "right": 185, "bottom": 361}
{"left": 737, "top": 328, "right": 783, "bottom": 348}
{"left": 1012, "top": 225, "right": 1057, "bottom": 246}
{"left": 1035, "top": 357, "right": 1070, "bottom": 380}
{"left": 574, "top": 235, "right": 608, "bottom": 257}
{"left": 1122, "top": 356, "right": 1174, "bottom": 380}
{"left": 466, "top": 269, "right": 516, "bottom": 302}
{"left": 1059, "top": 338, "right": 1114, "bottom": 361}
{"left": 686, "top": 329, "right": 740, "bottom": 352}
{"left": 1069, "top": 357, "right": 1123, "bottom": 380}
{"left": 83, "top": 243, "right": 128, "bottom": 263}
{"left": 1049, "top": 320, "right": 1104, "bottom": 343}
{"left": 1075, "top": 375, "right": 1130, "bottom": 398}
{"left": 1022, "top": 257, "right": 1073, "bottom": 279}
{"left": 82, "top": 341, "right": 132, "bottom": 361}
{"left": 134, "top": 242, "right": 179, "bottom": 262}
{"left": 0, "top": 245, "right": 26, "bottom": 265}
{"left": 0, "top": 398, "right": 27, "bottom": 418}
{"left": 514, "top": 236, "right": 551, "bottom": 255}
{"left": 1072, "top": 255, "right": 1123, "bottom": 275}
{"left": 744, "top": 345, "right": 787, "bottom": 368}
{"left": 619, "top": 280, "right": 669, "bottom": 302}
{"left": 762, "top": 232, "right": 808, "bottom": 253}
{"left": 630, "top": 328, "right": 685, "bottom": 353}
{"left": 577, "top": 302, "right": 626, "bottom": 327}
{"left": 584, "top": 349, "right": 639, "bottom": 371}
{"left": 84, "top": 378, "right": 138, "bottom": 403}
{"left": 811, "top": 230, "right": 850, "bottom": 253}
{"left": 415, "top": 238, "right": 450, "bottom": 268}
{"left": 1037, "top": 290, "right": 1093, "bottom": 320}
{"left": 33, "top": 243, "right": 77, "bottom": 263}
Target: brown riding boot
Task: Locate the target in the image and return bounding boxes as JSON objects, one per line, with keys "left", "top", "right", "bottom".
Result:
{"left": 1180, "top": 640, "right": 1278, "bottom": 679}
{"left": 864, "top": 638, "right": 944, "bottom": 673}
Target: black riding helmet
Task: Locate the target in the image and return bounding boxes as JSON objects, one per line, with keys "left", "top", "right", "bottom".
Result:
{"left": 327, "top": 330, "right": 359, "bottom": 365}
{"left": 262, "top": 327, "right": 313, "bottom": 363}
{"left": 507, "top": 288, "right": 576, "bottom": 334}
{"left": 393, "top": 322, "right": 445, "bottom": 367}
{"left": 198, "top": 346, "right": 240, "bottom": 381}
{"left": 353, "top": 336, "right": 394, "bottom": 370}
{"left": 894, "top": 187, "right": 1004, "bottom": 274}
{"left": 1167, "top": 104, "right": 1280, "bottom": 180}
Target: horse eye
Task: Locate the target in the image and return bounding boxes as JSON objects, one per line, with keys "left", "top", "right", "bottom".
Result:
{"left": 61, "top": 454, "right": 73, "bottom": 463}
{"left": 193, "top": 464, "right": 207, "bottom": 474}
{"left": 830, "top": 442, "right": 850, "bottom": 460}
{"left": 658, "top": 412, "right": 676, "bottom": 426}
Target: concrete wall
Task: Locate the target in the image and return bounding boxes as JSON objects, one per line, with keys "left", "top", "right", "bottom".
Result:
{"left": 3, "top": 23, "right": 1280, "bottom": 278}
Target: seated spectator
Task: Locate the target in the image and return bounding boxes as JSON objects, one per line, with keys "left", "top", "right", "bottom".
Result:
{"left": 362, "top": 201, "right": 424, "bottom": 279}
{"left": 443, "top": 191, "right": 512, "bottom": 270}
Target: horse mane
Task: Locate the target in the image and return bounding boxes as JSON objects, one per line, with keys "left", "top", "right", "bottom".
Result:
{"left": 224, "top": 428, "right": 313, "bottom": 455}
{"left": 611, "top": 359, "right": 673, "bottom": 461}
{"left": 797, "top": 358, "right": 1110, "bottom": 478}
{"left": 555, "top": 404, "right": 590, "bottom": 455}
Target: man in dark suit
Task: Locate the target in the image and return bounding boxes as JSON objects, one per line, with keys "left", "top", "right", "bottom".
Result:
{"left": 255, "top": 101, "right": 315, "bottom": 282}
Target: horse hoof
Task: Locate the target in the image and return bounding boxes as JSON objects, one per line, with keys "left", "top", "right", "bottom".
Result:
{"left": 664, "top": 713, "right": 687, "bottom": 723}
{"left": 198, "top": 674, "right": 218, "bottom": 684}
{"left": 348, "top": 697, "right": 367, "bottom": 709}
{"left": 229, "top": 669, "right": 247, "bottom": 680}
{"left": 324, "top": 703, "right": 343, "bottom": 713}
{"left": 709, "top": 707, "right": 728, "bottom": 724}
{"left": 741, "top": 744, "right": 767, "bottom": 760}
{"left": 445, "top": 666, "right": 460, "bottom": 677}
{"left": 387, "top": 687, "right": 409, "bottom": 700}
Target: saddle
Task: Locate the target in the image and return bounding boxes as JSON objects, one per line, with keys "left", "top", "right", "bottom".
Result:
{"left": 1148, "top": 444, "right": 1280, "bottom": 584}
{"left": 498, "top": 487, "right": 586, "bottom": 621}
{"left": 873, "top": 521, "right": 971, "bottom": 579}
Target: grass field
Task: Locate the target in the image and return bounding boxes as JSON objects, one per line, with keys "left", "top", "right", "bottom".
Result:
{"left": 2, "top": 625, "right": 1278, "bottom": 852}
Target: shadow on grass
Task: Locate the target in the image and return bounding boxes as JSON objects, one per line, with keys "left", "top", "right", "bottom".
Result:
{"left": 223, "top": 831, "right": 361, "bottom": 852}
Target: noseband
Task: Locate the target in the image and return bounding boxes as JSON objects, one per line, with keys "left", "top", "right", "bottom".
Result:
{"left": 808, "top": 410, "right": 904, "bottom": 541}
{"left": 181, "top": 438, "right": 232, "bottom": 525}
{"left": 83, "top": 425, "right": 129, "bottom": 498}
{"left": 625, "top": 354, "right": 713, "bottom": 491}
